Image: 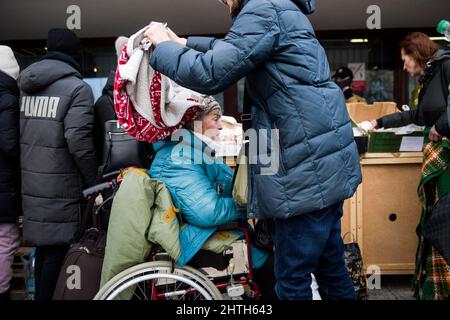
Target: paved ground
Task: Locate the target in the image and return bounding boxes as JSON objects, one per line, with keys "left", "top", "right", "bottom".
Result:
{"left": 11, "top": 244, "right": 417, "bottom": 300}
{"left": 367, "top": 275, "right": 416, "bottom": 300}
{"left": 12, "top": 275, "right": 417, "bottom": 300}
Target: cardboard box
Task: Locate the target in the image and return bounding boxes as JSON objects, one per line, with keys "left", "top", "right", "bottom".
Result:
{"left": 346, "top": 101, "right": 398, "bottom": 123}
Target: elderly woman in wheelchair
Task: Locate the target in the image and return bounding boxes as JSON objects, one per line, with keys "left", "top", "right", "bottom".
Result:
{"left": 95, "top": 98, "right": 276, "bottom": 300}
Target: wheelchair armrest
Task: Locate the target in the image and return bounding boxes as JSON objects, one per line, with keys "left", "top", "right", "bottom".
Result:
{"left": 216, "top": 221, "right": 248, "bottom": 232}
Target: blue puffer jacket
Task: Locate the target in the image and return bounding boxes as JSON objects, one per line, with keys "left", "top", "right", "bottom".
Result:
{"left": 150, "top": 0, "right": 362, "bottom": 219}
{"left": 149, "top": 131, "right": 268, "bottom": 269}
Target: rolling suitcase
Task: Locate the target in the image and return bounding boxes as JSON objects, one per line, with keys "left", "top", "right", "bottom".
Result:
{"left": 53, "top": 198, "right": 107, "bottom": 300}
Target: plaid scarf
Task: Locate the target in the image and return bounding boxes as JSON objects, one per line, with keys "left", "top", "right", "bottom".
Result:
{"left": 414, "top": 131, "right": 450, "bottom": 300}
{"left": 421, "top": 247, "right": 450, "bottom": 300}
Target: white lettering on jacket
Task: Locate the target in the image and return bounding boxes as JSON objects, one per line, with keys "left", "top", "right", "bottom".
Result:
{"left": 21, "top": 96, "right": 60, "bottom": 119}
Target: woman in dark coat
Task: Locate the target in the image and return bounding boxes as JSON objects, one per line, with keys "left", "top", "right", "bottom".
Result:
{"left": 0, "top": 45, "right": 21, "bottom": 301}
{"left": 371, "top": 32, "right": 450, "bottom": 300}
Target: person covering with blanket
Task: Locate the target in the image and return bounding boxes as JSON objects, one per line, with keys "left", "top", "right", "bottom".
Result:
{"left": 144, "top": 0, "right": 360, "bottom": 300}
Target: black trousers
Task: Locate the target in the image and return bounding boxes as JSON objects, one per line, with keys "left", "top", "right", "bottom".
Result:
{"left": 253, "top": 252, "right": 278, "bottom": 300}
{"left": 34, "top": 245, "right": 69, "bottom": 300}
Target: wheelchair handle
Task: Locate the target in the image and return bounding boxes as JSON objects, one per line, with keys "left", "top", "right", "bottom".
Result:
{"left": 102, "top": 170, "right": 121, "bottom": 181}
{"left": 82, "top": 182, "right": 112, "bottom": 199}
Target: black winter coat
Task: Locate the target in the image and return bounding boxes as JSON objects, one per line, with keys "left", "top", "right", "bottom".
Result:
{"left": 18, "top": 53, "right": 97, "bottom": 246}
{"left": 378, "top": 49, "right": 450, "bottom": 136}
{"left": 0, "top": 71, "right": 21, "bottom": 223}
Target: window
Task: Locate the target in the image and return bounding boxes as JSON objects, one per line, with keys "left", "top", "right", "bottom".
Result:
{"left": 322, "top": 38, "right": 394, "bottom": 103}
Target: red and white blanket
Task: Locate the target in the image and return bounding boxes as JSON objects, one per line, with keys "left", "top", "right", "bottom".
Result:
{"left": 113, "top": 26, "right": 206, "bottom": 143}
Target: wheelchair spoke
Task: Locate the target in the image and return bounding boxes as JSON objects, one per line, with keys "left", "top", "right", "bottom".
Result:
{"left": 135, "top": 283, "right": 145, "bottom": 300}
{"left": 179, "top": 284, "right": 188, "bottom": 300}
{"left": 174, "top": 280, "right": 183, "bottom": 292}
{"left": 194, "top": 291, "right": 202, "bottom": 300}
{"left": 142, "top": 280, "right": 149, "bottom": 300}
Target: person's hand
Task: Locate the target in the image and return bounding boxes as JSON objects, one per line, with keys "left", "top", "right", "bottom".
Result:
{"left": 95, "top": 194, "right": 103, "bottom": 206}
{"left": 143, "top": 22, "right": 170, "bottom": 46}
{"left": 429, "top": 125, "right": 443, "bottom": 142}
{"left": 167, "top": 28, "right": 187, "bottom": 46}
{"left": 370, "top": 120, "right": 378, "bottom": 130}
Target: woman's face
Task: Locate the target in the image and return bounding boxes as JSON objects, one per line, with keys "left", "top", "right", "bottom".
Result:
{"left": 401, "top": 49, "right": 424, "bottom": 77}
{"left": 202, "top": 110, "right": 223, "bottom": 140}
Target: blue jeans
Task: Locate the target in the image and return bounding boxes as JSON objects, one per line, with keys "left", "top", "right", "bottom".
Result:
{"left": 274, "top": 201, "right": 355, "bottom": 300}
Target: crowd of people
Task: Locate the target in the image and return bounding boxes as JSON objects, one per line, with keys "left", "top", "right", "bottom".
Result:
{"left": 0, "top": 0, "right": 449, "bottom": 301}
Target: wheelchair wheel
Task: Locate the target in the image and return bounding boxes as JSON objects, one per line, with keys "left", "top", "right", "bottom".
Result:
{"left": 94, "top": 261, "right": 223, "bottom": 300}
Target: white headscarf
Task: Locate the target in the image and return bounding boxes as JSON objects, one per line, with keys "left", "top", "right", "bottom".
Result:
{"left": 0, "top": 46, "right": 19, "bottom": 80}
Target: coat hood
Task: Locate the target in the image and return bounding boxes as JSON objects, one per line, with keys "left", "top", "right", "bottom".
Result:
{"left": 240, "top": 0, "right": 315, "bottom": 16}
{"left": 18, "top": 59, "right": 81, "bottom": 94}
{"left": 152, "top": 138, "right": 176, "bottom": 153}
{"left": 434, "top": 48, "right": 450, "bottom": 60}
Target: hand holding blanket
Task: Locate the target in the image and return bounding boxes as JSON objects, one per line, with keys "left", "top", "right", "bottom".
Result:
{"left": 114, "top": 25, "right": 208, "bottom": 143}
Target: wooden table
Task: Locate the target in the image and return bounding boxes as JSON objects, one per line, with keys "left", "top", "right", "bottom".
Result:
{"left": 342, "top": 152, "right": 423, "bottom": 275}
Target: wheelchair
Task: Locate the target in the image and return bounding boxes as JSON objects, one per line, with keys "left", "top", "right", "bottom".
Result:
{"left": 82, "top": 170, "right": 262, "bottom": 300}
